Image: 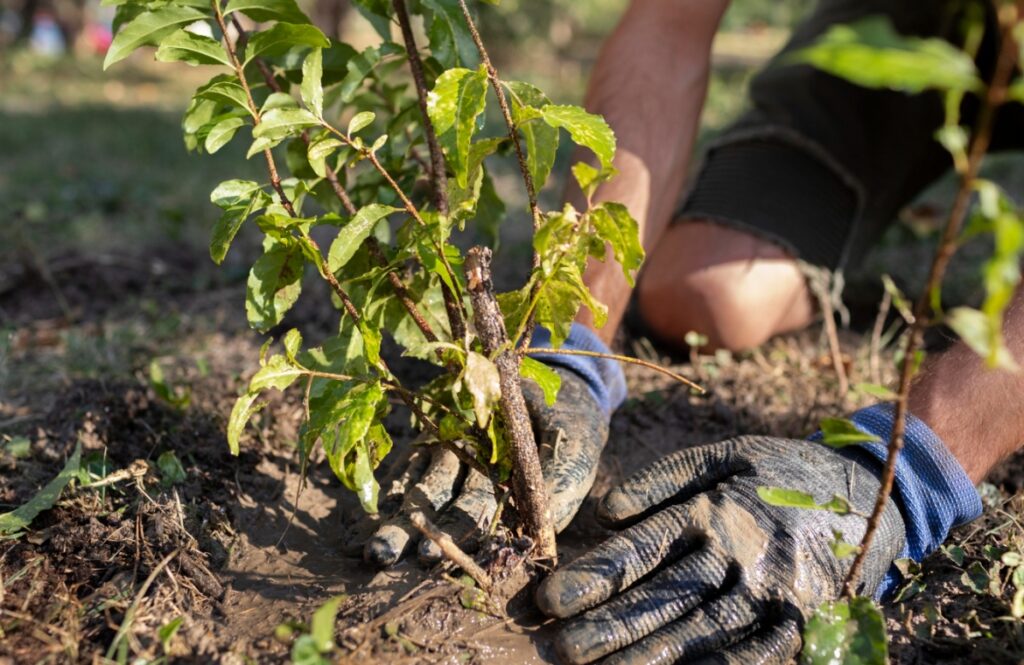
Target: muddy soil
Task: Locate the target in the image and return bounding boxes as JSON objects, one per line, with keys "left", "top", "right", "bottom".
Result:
{"left": 2, "top": 251, "right": 1024, "bottom": 665}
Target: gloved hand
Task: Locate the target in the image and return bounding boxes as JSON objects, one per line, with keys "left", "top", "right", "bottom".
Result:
{"left": 537, "top": 406, "right": 982, "bottom": 665}
{"left": 358, "top": 323, "right": 626, "bottom": 566}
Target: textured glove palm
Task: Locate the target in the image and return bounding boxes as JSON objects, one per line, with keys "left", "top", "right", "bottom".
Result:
{"left": 536, "top": 436, "right": 906, "bottom": 665}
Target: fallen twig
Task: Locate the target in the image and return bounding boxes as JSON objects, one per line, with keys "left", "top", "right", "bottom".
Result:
{"left": 410, "top": 512, "right": 492, "bottom": 592}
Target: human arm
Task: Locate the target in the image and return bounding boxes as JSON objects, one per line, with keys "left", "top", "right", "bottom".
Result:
{"left": 571, "top": 0, "right": 731, "bottom": 342}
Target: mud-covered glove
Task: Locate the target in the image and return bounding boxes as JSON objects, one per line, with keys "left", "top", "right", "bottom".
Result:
{"left": 536, "top": 405, "right": 981, "bottom": 665}
{"left": 360, "top": 323, "right": 626, "bottom": 566}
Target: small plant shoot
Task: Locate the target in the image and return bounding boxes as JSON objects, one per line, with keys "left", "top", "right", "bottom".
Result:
{"left": 105, "top": 0, "right": 642, "bottom": 558}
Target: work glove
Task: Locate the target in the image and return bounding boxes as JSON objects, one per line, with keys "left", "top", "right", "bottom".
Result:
{"left": 359, "top": 323, "right": 627, "bottom": 566}
{"left": 537, "top": 405, "right": 982, "bottom": 665}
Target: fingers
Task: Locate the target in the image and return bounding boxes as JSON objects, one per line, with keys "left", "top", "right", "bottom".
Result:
{"left": 417, "top": 468, "right": 496, "bottom": 564}
{"left": 532, "top": 370, "right": 609, "bottom": 533}
{"left": 553, "top": 547, "right": 728, "bottom": 664}
{"left": 691, "top": 617, "right": 801, "bottom": 665}
{"left": 598, "top": 440, "right": 745, "bottom": 528}
{"left": 536, "top": 499, "right": 707, "bottom": 619}
{"left": 364, "top": 447, "right": 464, "bottom": 567}
{"left": 601, "top": 591, "right": 760, "bottom": 665}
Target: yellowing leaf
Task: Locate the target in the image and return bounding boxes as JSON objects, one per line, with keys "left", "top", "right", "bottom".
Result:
{"left": 520, "top": 357, "right": 561, "bottom": 406}
{"left": 465, "top": 351, "right": 501, "bottom": 428}
{"left": 427, "top": 67, "right": 488, "bottom": 188}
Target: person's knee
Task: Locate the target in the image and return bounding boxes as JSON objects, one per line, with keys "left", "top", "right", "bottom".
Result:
{"left": 636, "top": 222, "right": 812, "bottom": 352}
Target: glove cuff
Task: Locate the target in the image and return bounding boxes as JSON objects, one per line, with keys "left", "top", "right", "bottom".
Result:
{"left": 530, "top": 323, "right": 627, "bottom": 415}
{"left": 846, "top": 403, "right": 983, "bottom": 596}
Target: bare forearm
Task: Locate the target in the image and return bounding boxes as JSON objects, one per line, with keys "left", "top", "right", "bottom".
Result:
{"left": 909, "top": 288, "right": 1024, "bottom": 482}
{"left": 572, "top": 0, "right": 729, "bottom": 341}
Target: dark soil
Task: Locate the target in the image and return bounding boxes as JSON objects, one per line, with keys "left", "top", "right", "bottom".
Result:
{"left": 2, "top": 248, "right": 1024, "bottom": 665}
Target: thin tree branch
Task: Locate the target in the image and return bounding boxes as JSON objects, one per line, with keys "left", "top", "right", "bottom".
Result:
{"left": 524, "top": 348, "right": 704, "bottom": 393}
{"left": 869, "top": 288, "right": 893, "bottom": 386}
{"left": 465, "top": 247, "right": 556, "bottom": 561}
{"left": 842, "top": 1, "right": 1022, "bottom": 597}
{"left": 410, "top": 512, "right": 492, "bottom": 591}
{"left": 244, "top": 38, "right": 442, "bottom": 346}
{"left": 392, "top": 0, "right": 449, "bottom": 215}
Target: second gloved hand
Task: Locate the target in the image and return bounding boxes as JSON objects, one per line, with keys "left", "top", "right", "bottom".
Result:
{"left": 358, "top": 323, "right": 626, "bottom": 566}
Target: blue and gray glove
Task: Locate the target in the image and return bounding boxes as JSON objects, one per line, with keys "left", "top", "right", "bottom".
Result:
{"left": 536, "top": 404, "right": 982, "bottom": 665}
{"left": 357, "top": 323, "right": 624, "bottom": 566}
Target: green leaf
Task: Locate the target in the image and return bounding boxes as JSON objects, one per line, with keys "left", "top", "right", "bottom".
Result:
{"left": 251, "top": 108, "right": 320, "bottom": 153}
{"left": 520, "top": 356, "right": 561, "bottom": 406}
{"left": 104, "top": 6, "right": 208, "bottom": 69}
{"left": 309, "top": 595, "right": 346, "bottom": 652}
{"left": 790, "top": 16, "right": 982, "bottom": 94}
{"left": 307, "top": 135, "right": 344, "bottom": 177}
{"left": 157, "top": 451, "right": 187, "bottom": 485}
{"left": 541, "top": 104, "right": 616, "bottom": 171}
{"left": 249, "top": 354, "right": 304, "bottom": 392}
{"left": 830, "top": 530, "right": 861, "bottom": 559}
{"left": 948, "top": 306, "right": 1019, "bottom": 371}
{"left": 194, "top": 75, "right": 250, "bottom": 113}
{"left": 590, "top": 202, "right": 644, "bottom": 286}
{"left": 283, "top": 328, "right": 302, "bottom": 362}
{"left": 853, "top": 382, "right": 898, "bottom": 400}
{"left": 427, "top": 66, "right": 488, "bottom": 188}
{"left": 210, "top": 183, "right": 270, "bottom": 264}
{"left": 534, "top": 263, "right": 607, "bottom": 347}
{"left": 149, "top": 359, "right": 191, "bottom": 409}
{"left": 348, "top": 111, "right": 375, "bottom": 135}
{"left": 818, "top": 417, "right": 881, "bottom": 447}
{"left": 465, "top": 351, "right": 501, "bottom": 428}
{"left": 244, "top": 23, "right": 328, "bottom": 65}
{"left": 204, "top": 116, "right": 247, "bottom": 154}
{"left": 224, "top": 0, "right": 310, "bottom": 24}
{"left": 246, "top": 239, "right": 305, "bottom": 331}
{"left": 801, "top": 597, "right": 887, "bottom": 665}
{"left": 757, "top": 486, "right": 853, "bottom": 515}
{"left": 301, "top": 48, "right": 324, "bottom": 117}
{"left": 158, "top": 617, "right": 184, "bottom": 651}
{"left": 321, "top": 383, "right": 384, "bottom": 504}
{"left": 227, "top": 392, "right": 265, "bottom": 455}
{"left": 328, "top": 205, "right": 400, "bottom": 273}
{"left": 421, "top": 0, "right": 477, "bottom": 68}
{"left": 154, "top": 28, "right": 230, "bottom": 67}
{"left": 0, "top": 441, "right": 81, "bottom": 536}
{"left": 506, "top": 81, "right": 558, "bottom": 192}
{"left": 339, "top": 46, "right": 381, "bottom": 103}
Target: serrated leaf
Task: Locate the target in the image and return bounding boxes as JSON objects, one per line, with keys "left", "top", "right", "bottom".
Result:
{"left": 421, "top": 0, "right": 477, "bottom": 68}
{"left": 801, "top": 597, "right": 887, "bottom": 665}
{"left": 520, "top": 356, "right": 561, "bottom": 406}
{"left": 534, "top": 263, "right": 606, "bottom": 347}
{"left": 328, "top": 205, "right": 400, "bottom": 273}
{"left": 249, "top": 354, "right": 304, "bottom": 392}
{"left": 465, "top": 351, "right": 501, "bottom": 428}
{"left": 0, "top": 441, "right": 81, "bottom": 536}
{"left": 590, "top": 202, "right": 644, "bottom": 286}
{"left": 427, "top": 66, "right": 488, "bottom": 188}
{"left": 246, "top": 239, "right": 305, "bottom": 331}
{"left": 104, "top": 6, "right": 208, "bottom": 69}
{"left": 348, "top": 111, "right": 375, "bottom": 135}
{"left": 818, "top": 417, "right": 882, "bottom": 447}
{"left": 301, "top": 47, "right": 323, "bottom": 117}
{"left": 204, "top": 115, "right": 247, "bottom": 154}
{"left": 791, "top": 16, "right": 982, "bottom": 94}
{"left": 154, "top": 28, "right": 230, "bottom": 66}
{"left": 224, "top": 0, "right": 310, "bottom": 24}
{"left": 244, "top": 22, "right": 328, "bottom": 65}
{"left": 506, "top": 81, "right": 558, "bottom": 191}
{"left": 541, "top": 104, "right": 615, "bottom": 171}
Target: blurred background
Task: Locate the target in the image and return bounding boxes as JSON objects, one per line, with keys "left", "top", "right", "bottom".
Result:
{"left": 0, "top": 0, "right": 816, "bottom": 411}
